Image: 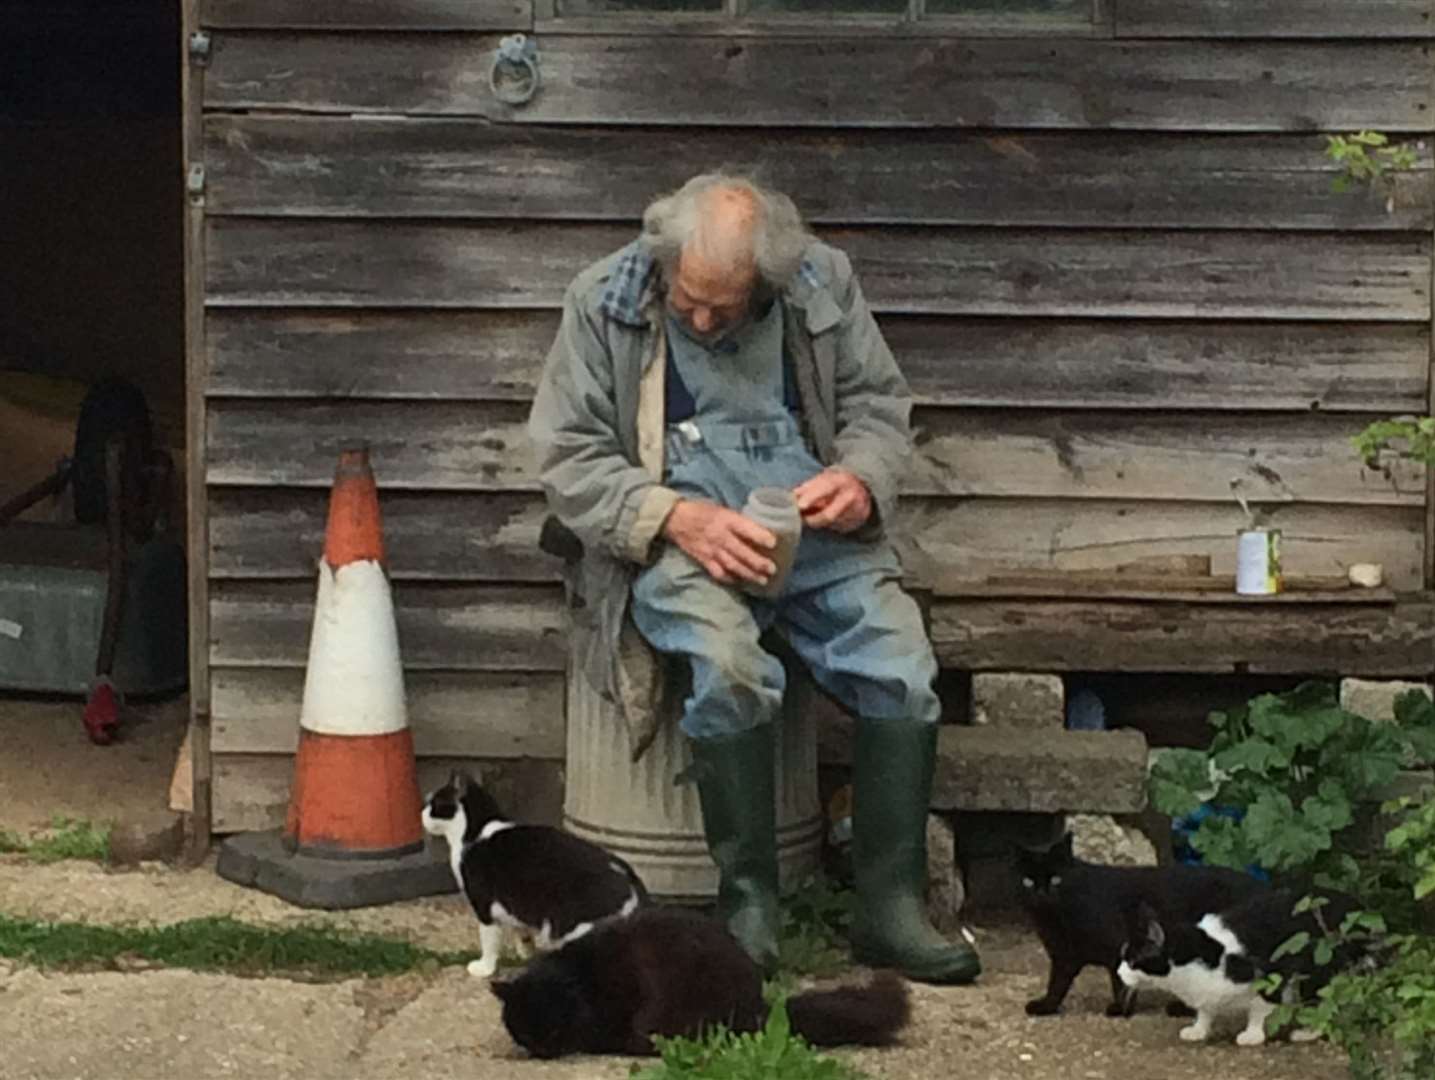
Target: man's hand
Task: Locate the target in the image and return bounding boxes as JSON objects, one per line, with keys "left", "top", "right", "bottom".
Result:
{"left": 793, "top": 468, "right": 872, "bottom": 533}
{"left": 663, "top": 498, "right": 777, "bottom": 586}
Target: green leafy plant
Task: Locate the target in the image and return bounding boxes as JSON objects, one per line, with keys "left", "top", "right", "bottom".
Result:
{"left": 1353, "top": 415, "right": 1435, "bottom": 483}
{"left": 630, "top": 993, "right": 867, "bottom": 1080}
{"left": 1263, "top": 796, "right": 1435, "bottom": 1080}
{"left": 1305, "top": 936, "right": 1435, "bottom": 1080}
{"left": 775, "top": 876, "right": 853, "bottom": 980}
{"left": 1326, "top": 131, "right": 1419, "bottom": 204}
{"left": 1148, "top": 682, "right": 1435, "bottom": 892}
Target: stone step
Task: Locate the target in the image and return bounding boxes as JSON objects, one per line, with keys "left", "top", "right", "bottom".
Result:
{"left": 931, "top": 726, "right": 1149, "bottom": 814}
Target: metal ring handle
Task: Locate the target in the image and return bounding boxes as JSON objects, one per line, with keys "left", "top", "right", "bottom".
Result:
{"left": 490, "top": 33, "right": 540, "bottom": 106}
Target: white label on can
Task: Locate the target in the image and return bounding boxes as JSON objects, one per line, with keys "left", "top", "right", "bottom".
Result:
{"left": 0, "top": 618, "right": 22, "bottom": 640}
{"left": 1236, "top": 530, "right": 1281, "bottom": 595}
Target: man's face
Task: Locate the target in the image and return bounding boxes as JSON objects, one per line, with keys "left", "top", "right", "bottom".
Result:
{"left": 666, "top": 247, "right": 756, "bottom": 346}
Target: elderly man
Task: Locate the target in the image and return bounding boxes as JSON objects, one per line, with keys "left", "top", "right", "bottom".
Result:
{"left": 528, "top": 173, "right": 979, "bottom": 985}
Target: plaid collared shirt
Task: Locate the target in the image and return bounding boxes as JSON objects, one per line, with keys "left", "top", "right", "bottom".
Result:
{"left": 598, "top": 242, "right": 823, "bottom": 328}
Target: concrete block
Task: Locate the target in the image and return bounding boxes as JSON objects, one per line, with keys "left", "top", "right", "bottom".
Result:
{"left": 1069, "top": 813, "right": 1157, "bottom": 867}
{"left": 1340, "top": 678, "right": 1432, "bottom": 724}
{"left": 932, "top": 726, "right": 1149, "bottom": 814}
{"left": 971, "top": 672, "right": 1064, "bottom": 729}
{"left": 107, "top": 812, "right": 184, "bottom": 866}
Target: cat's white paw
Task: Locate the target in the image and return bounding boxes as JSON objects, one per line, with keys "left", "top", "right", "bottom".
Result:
{"left": 1236, "top": 1029, "right": 1267, "bottom": 1048}
{"left": 1179, "top": 1024, "right": 1210, "bottom": 1042}
{"left": 468, "top": 958, "right": 498, "bottom": 979}
{"left": 1290, "top": 1028, "right": 1322, "bottom": 1044}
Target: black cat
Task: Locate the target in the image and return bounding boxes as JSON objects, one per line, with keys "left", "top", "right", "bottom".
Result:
{"left": 491, "top": 905, "right": 910, "bottom": 1059}
{"left": 421, "top": 768, "right": 648, "bottom": 977}
{"left": 1015, "top": 831, "right": 1267, "bottom": 1017}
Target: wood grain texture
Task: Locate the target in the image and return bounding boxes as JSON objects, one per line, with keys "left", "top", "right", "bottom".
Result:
{"left": 207, "top": 487, "right": 557, "bottom": 581}
{"left": 209, "top": 667, "right": 564, "bottom": 756}
{"left": 203, "top": 117, "right": 1434, "bottom": 230}
{"left": 205, "top": 220, "right": 1433, "bottom": 319}
{"left": 204, "top": 33, "right": 1435, "bottom": 131}
{"left": 212, "top": 753, "right": 564, "bottom": 833}
{"left": 205, "top": 309, "right": 557, "bottom": 401}
{"left": 1115, "top": 0, "right": 1435, "bottom": 38}
{"left": 182, "top": 0, "right": 212, "bottom": 863}
{"left": 208, "top": 580, "right": 567, "bottom": 670}
{"left": 206, "top": 488, "right": 1427, "bottom": 591}
{"left": 928, "top": 597, "right": 1435, "bottom": 674}
{"left": 897, "top": 498, "right": 1426, "bottom": 592}
{"left": 203, "top": 0, "right": 530, "bottom": 29}
{"left": 205, "top": 399, "right": 1425, "bottom": 504}
{"left": 204, "top": 309, "right": 1431, "bottom": 413}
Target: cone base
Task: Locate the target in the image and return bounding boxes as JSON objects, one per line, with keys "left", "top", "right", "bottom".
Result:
{"left": 216, "top": 830, "right": 457, "bottom": 910}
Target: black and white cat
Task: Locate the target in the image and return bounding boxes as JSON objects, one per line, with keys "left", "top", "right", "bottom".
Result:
{"left": 491, "top": 904, "right": 910, "bottom": 1059}
{"left": 421, "top": 768, "right": 648, "bottom": 978}
{"left": 1117, "top": 887, "right": 1365, "bottom": 1046}
{"left": 1015, "top": 831, "right": 1268, "bottom": 1017}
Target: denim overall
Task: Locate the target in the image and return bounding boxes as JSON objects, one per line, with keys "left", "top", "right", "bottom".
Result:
{"left": 629, "top": 303, "right": 940, "bottom": 739}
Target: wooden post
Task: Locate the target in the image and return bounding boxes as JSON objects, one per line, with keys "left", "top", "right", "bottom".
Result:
{"left": 181, "top": 0, "right": 212, "bottom": 864}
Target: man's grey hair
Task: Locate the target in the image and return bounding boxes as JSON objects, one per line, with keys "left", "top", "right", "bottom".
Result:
{"left": 640, "top": 172, "right": 814, "bottom": 292}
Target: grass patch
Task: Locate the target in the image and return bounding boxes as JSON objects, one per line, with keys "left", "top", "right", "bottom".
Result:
{"left": 0, "top": 816, "right": 111, "bottom": 863}
{"left": 632, "top": 994, "right": 868, "bottom": 1080}
{"left": 0, "top": 914, "right": 480, "bottom": 978}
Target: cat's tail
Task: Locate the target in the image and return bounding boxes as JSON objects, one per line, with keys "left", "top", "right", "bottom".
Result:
{"left": 784, "top": 971, "right": 910, "bottom": 1047}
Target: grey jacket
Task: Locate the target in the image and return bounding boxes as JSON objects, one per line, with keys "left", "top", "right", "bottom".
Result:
{"left": 527, "top": 238, "right": 914, "bottom": 752}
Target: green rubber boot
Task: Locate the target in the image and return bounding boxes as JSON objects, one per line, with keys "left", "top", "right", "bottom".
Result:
{"left": 689, "top": 724, "right": 781, "bottom": 972}
{"left": 850, "top": 719, "right": 981, "bottom": 985}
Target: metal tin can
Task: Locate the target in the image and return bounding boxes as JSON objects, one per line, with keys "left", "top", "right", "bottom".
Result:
{"left": 1236, "top": 528, "right": 1282, "bottom": 595}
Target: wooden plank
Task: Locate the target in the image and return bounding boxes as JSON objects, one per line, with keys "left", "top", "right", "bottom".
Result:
{"left": 1427, "top": 166, "right": 1435, "bottom": 587}
{"left": 202, "top": 490, "right": 1427, "bottom": 592}
{"left": 206, "top": 400, "right": 1425, "bottom": 502}
{"left": 893, "top": 319, "right": 1431, "bottom": 412}
{"left": 936, "top": 575, "right": 1397, "bottom": 603}
{"left": 182, "top": 0, "right": 212, "bottom": 860}
{"left": 208, "top": 580, "right": 567, "bottom": 670}
{"left": 203, "top": 0, "right": 530, "bottom": 29}
{"left": 897, "top": 498, "right": 1427, "bottom": 593}
{"left": 205, "top": 221, "right": 1433, "bottom": 320}
{"left": 1116, "top": 0, "right": 1435, "bottom": 38}
{"left": 532, "top": 10, "right": 1105, "bottom": 39}
{"left": 205, "top": 309, "right": 558, "bottom": 402}
{"left": 202, "top": 117, "right": 1434, "bottom": 231}
{"left": 204, "top": 309, "right": 1431, "bottom": 413}
{"left": 928, "top": 597, "right": 1435, "bottom": 674}
{"left": 206, "top": 399, "right": 537, "bottom": 490}
{"left": 212, "top": 753, "right": 564, "bottom": 833}
{"left": 204, "top": 34, "right": 1435, "bottom": 131}
{"left": 207, "top": 487, "right": 558, "bottom": 581}
{"left": 209, "top": 667, "right": 564, "bottom": 756}
{"left": 204, "top": 399, "right": 1424, "bottom": 503}
{"left": 908, "top": 409, "right": 1426, "bottom": 504}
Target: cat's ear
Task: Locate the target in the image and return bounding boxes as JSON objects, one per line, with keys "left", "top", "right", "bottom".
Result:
{"left": 1135, "top": 901, "right": 1164, "bottom": 947}
{"left": 1055, "top": 831, "right": 1074, "bottom": 862}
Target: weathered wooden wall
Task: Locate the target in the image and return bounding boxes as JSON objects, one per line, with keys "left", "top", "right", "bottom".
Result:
{"left": 191, "top": 0, "right": 1435, "bottom": 830}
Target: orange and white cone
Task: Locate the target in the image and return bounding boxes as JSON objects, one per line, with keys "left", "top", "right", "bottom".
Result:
{"left": 217, "top": 445, "right": 453, "bottom": 908}
{"left": 283, "top": 446, "right": 425, "bottom": 857}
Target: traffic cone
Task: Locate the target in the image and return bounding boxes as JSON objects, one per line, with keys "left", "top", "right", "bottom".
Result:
{"left": 216, "top": 445, "right": 455, "bottom": 907}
